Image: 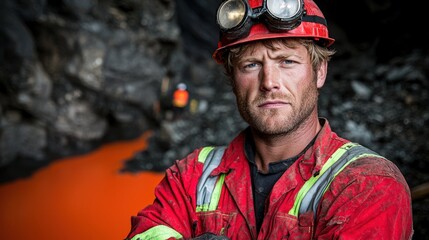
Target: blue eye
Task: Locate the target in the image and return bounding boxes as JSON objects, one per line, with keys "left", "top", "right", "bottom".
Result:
{"left": 244, "top": 63, "right": 257, "bottom": 68}
{"left": 282, "top": 59, "right": 295, "bottom": 64}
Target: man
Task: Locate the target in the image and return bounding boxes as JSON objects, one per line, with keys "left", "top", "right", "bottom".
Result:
{"left": 126, "top": 0, "right": 413, "bottom": 239}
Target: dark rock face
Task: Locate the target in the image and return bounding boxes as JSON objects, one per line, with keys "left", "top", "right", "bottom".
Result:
{"left": 1, "top": 0, "right": 428, "bottom": 237}
{"left": 0, "top": 0, "right": 182, "bottom": 178}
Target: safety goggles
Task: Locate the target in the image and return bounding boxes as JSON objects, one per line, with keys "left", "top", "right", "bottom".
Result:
{"left": 217, "top": 0, "right": 307, "bottom": 41}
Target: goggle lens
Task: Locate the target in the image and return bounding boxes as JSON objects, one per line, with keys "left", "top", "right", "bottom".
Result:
{"left": 267, "top": 0, "right": 301, "bottom": 20}
{"left": 217, "top": 0, "right": 312, "bottom": 43}
{"left": 218, "top": 0, "right": 247, "bottom": 30}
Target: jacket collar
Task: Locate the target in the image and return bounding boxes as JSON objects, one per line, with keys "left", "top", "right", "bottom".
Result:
{"left": 216, "top": 118, "right": 345, "bottom": 181}
{"left": 298, "top": 118, "right": 346, "bottom": 180}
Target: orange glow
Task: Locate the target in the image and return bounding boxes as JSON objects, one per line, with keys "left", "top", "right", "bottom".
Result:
{"left": 0, "top": 132, "right": 164, "bottom": 240}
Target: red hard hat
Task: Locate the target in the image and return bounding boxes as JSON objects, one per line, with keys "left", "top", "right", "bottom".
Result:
{"left": 212, "top": 0, "right": 335, "bottom": 63}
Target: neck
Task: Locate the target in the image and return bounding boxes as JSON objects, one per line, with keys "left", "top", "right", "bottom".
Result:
{"left": 252, "top": 114, "right": 321, "bottom": 173}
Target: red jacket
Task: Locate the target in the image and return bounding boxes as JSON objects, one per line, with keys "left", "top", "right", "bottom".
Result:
{"left": 127, "top": 120, "right": 413, "bottom": 239}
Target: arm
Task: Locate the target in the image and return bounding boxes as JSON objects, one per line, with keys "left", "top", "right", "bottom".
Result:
{"left": 126, "top": 149, "right": 203, "bottom": 240}
{"left": 315, "top": 158, "right": 413, "bottom": 240}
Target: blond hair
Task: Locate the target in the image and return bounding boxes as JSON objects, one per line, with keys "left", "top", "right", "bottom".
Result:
{"left": 222, "top": 38, "right": 335, "bottom": 82}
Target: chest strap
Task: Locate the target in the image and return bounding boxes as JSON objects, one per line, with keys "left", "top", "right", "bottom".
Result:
{"left": 196, "top": 146, "right": 227, "bottom": 212}
{"left": 289, "top": 142, "right": 384, "bottom": 217}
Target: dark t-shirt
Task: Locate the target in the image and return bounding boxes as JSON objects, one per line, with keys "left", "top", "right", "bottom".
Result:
{"left": 244, "top": 128, "right": 318, "bottom": 233}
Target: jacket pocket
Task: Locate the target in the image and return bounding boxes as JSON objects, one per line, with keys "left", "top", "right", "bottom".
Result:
{"left": 268, "top": 212, "right": 313, "bottom": 239}
{"left": 195, "top": 211, "right": 237, "bottom": 236}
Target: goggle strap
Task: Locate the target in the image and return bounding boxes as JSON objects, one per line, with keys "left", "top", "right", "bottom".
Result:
{"left": 302, "top": 15, "right": 327, "bottom": 27}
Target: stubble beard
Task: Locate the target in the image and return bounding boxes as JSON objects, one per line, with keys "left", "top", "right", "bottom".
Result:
{"left": 235, "top": 81, "right": 319, "bottom": 138}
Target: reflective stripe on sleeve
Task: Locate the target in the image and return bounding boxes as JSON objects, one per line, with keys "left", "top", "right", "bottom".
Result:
{"left": 129, "top": 225, "right": 183, "bottom": 240}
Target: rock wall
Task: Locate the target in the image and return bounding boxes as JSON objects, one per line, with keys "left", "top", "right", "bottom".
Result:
{"left": 0, "top": 0, "right": 185, "bottom": 179}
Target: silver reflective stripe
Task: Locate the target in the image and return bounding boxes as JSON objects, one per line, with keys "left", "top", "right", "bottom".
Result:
{"left": 196, "top": 146, "right": 226, "bottom": 209}
{"left": 299, "top": 144, "right": 382, "bottom": 216}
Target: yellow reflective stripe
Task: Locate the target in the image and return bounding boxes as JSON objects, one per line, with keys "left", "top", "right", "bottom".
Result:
{"left": 289, "top": 142, "right": 358, "bottom": 216}
{"left": 130, "top": 225, "right": 183, "bottom": 240}
{"left": 198, "top": 146, "right": 215, "bottom": 163}
{"left": 320, "top": 142, "right": 358, "bottom": 173}
{"left": 208, "top": 173, "right": 226, "bottom": 211}
{"left": 196, "top": 203, "right": 209, "bottom": 212}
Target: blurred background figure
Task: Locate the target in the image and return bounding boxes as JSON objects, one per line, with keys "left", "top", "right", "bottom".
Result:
{"left": 163, "top": 82, "right": 190, "bottom": 121}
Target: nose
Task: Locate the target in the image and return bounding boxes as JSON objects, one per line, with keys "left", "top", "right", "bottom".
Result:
{"left": 260, "top": 64, "right": 280, "bottom": 92}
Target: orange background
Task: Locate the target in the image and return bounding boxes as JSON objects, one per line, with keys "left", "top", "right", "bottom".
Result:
{"left": 0, "top": 132, "right": 164, "bottom": 240}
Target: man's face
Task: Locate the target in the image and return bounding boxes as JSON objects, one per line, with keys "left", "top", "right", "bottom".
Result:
{"left": 232, "top": 40, "right": 326, "bottom": 136}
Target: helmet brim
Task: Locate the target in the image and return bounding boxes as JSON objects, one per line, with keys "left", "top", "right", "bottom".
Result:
{"left": 212, "top": 22, "right": 335, "bottom": 64}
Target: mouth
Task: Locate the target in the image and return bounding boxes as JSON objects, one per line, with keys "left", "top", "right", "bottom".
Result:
{"left": 258, "top": 100, "right": 290, "bottom": 109}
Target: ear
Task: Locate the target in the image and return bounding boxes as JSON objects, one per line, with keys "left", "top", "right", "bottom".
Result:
{"left": 316, "top": 60, "right": 328, "bottom": 89}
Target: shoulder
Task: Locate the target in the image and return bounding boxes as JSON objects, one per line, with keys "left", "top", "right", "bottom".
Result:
{"left": 167, "top": 146, "right": 229, "bottom": 177}
{"left": 160, "top": 147, "right": 209, "bottom": 196}
{"left": 319, "top": 153, "right": 412, "bottom": 215}
{"left": 345, "top": 155, "right": 408, "bottom": 186}
{"left": 168, "top": 147, "right": 204, "bottom": 173}
{"left": 329, "top": 154, "right": 411, "bottom": 199}
{"left": 166, "top": 131, "right": 246, "bottom": 179}
{"left": 316, "top": 155, "right": 413, "bottom": 238}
